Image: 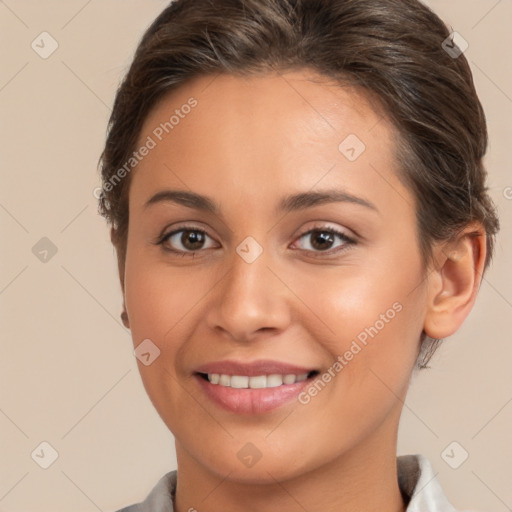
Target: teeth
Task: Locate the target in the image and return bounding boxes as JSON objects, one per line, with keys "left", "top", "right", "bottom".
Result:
{"left": 219, "top": 374, "right": 231, "bottom": 386}
{"left": 248, "top": 375, "right": 267, "bottom": 389}
{"left": 230, "top": 375, "right": 249, "bottom": 388}
{"left": 206, "top": 372, "right": 310, "bottom": 388}
{"left": 266, "top": 374, "right": 283, "bottom": 387}
{"left": 283, "top": 374, "right": 298, "bottom": 384}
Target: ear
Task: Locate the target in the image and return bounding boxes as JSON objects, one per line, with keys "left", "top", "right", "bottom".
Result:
{"left": 121, "top": 308, "right": 130, "bottom": 329}
{"left": 111, "top": 227, "right": 130, "bottom": 329}
{"left": 423, "top": 222, "right": 487, "bottom": 339}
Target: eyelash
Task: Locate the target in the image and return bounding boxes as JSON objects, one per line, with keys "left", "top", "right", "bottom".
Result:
{"left": 155, "top": 224, "right": 357, "bottom": 258}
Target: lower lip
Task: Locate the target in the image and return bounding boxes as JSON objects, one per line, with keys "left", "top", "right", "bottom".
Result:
{"left": 195, "top": 374, "right": 314, "bottom": 414}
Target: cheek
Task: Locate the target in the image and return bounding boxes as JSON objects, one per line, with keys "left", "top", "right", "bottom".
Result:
{"left": 286, "top": 269, "right": 424, "bottom": 447}
{"left": 291, "top": 259, "right": 424, "bottom": 343}
{"left": 123, "top": 249, "right": 219, "bottom": 399}
{"left": 124, "top": 246, "right": 200, "bottom": 342}
{"left": 123, "top": 253, "right": 202, "bottom": 413}
{"left": 288, "top": 256, "right": 426, "bottom": 396}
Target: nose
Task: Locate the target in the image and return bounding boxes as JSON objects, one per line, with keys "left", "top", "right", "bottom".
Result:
{"left": 205, "top": 246, "right": 292, "bottom": 343}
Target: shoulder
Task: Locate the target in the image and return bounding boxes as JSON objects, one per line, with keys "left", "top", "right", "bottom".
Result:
{"left": 114, "top": 470, "right": 177, "bottom": 512}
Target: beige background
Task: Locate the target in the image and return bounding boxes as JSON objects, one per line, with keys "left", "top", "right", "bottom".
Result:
{"left": 0, "top": 1, "right": 510, "bottom": 511}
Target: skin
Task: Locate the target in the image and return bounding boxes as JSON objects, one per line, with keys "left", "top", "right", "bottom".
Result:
{"left": 118, "top": 69, "right": 486, "bottom": 512}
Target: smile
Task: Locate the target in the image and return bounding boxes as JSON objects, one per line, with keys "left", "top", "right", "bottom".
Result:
{"left": 201, "top": 372, "right": 312, "bottom": 388}
{"left": 195, "top": 372, "right": 319, "bottom": 414}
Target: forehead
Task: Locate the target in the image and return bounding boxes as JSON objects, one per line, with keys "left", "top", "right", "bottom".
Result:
{"left": 130, "top": 69, "right": 408, "bottom": 217}
{"left": 138, "top": 69, "right": 390, "bottom": 151}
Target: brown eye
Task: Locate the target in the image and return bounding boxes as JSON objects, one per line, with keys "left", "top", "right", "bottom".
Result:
{"left": 159, "top": 227, "right": 216, "bottom": 254}
{"left": 310, "top": 231, "right": 336, "bottom": 251}
{"left": 179, "top": 230, "right": 206, "bottom": 250}
{"left": 293, "top": 227, "right": 355, "bottom": 254}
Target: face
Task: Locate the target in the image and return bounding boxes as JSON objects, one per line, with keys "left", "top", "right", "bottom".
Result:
{"left": 123, "top": 69, "right": 429, "bottom": 483}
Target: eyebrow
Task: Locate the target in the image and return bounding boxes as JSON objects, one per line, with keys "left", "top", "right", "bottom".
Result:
{"left": 278, "top": 190, "right": 378, "bottom": 214}
{"left": 144, "top": 189, "right": 378, "bottom": 215}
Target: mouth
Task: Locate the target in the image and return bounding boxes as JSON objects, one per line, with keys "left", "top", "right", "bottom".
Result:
{"left": 193, "top": 361, "right": 320, "bottom": 414}
{"left": 196, "top": 370, "right": 319, "bottom": 388}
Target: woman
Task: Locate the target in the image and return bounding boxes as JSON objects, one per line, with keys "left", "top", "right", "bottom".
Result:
{"left": 98, "top": 0, "right": 499, "bottom": 510}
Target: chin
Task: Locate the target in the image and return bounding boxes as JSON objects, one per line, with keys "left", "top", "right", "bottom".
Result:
{"left": 194, "top": 445, "right": 311, "bottom": 484}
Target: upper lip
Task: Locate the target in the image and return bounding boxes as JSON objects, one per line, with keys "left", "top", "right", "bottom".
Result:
{"left": 195, "top": 359, "right": 317, "bottom": 377}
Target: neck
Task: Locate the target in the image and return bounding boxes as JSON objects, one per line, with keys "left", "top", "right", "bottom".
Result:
{"left": 173, "top": 412, "right": 407, "bottom": 512}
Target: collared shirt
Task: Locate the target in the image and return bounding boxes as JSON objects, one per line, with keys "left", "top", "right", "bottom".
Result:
{"left": 116, "top": 454, "right": 472, "bottom": 512}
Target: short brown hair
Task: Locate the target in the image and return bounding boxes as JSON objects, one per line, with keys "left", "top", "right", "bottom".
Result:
{"left": 98, "top": 0, "right": 499, "bottom": 368}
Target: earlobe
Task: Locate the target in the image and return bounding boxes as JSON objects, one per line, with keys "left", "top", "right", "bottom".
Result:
{"left": 111, "top": 227, "right": 130, "bottom": 329}
{"left": 424, "top": 224, "right": 486, "bottom": 339}
{"left": 111, "top": 226, "right": 127, "bottom": 284}
{"left": 121, "top": 308, "right": 130, "bottom": 329}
